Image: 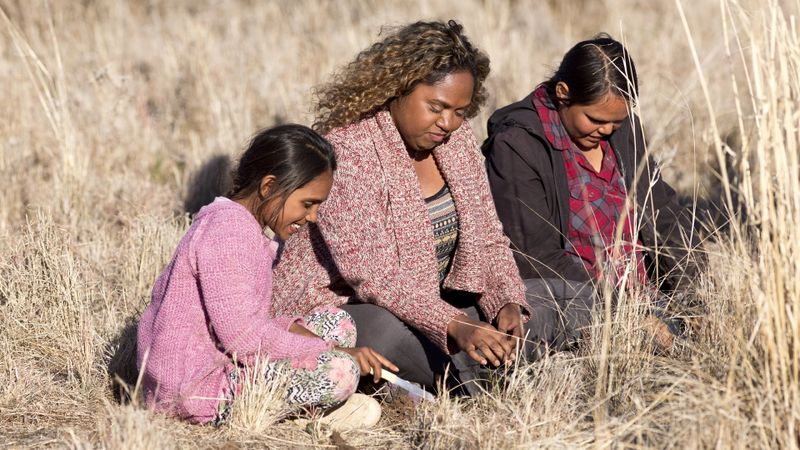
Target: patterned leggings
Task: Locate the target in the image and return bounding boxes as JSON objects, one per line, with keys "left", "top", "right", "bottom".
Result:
{"left": 214, "top": 307, "right": 360, "bottom": 425}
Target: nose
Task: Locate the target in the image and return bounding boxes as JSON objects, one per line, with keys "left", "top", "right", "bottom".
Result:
{"left": 306, "top": 205, "right": 320, "bottom": 223}
{"left": 435, "top": 111, "right": 461, "bottom": 133}
{"left": 598, "top": 123, "right": 615, "bottom": 137}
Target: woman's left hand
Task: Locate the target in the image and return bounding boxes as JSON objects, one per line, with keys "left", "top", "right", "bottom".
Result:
{"left": 495, "top": 303, "right": 524, "bottom": 341}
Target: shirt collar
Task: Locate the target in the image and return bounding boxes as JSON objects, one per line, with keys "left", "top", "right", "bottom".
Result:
{"left": 532, "top": 85, "right": 572, "bottom": 152}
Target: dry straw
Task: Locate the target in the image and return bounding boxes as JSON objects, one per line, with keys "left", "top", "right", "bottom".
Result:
{"left": 1, "top": 0, "right": 798, "bottom": 447}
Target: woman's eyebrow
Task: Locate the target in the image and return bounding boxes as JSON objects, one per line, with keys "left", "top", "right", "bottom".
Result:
{"left": 587, "top": 114, "right": 625, "bottom": 123}
{"left": 429, "top": 99, "right": 450, "bottom": 108}
{"left": 430, "top": 98, "right": 470, "bottom": 110}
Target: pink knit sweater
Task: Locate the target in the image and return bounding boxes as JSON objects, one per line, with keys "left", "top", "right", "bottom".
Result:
{"left": 136, "top": 198, "right": 332, "bottom": 424}
{"left": 272, "top": 111, "right": 529, "bottom": 353}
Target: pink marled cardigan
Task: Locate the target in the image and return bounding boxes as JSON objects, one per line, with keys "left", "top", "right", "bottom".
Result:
{"left": 272, "top": 111, "right": 528, "bottom": 352}
{"left": 137, "top": 198, "right": 332, "bottom": 424}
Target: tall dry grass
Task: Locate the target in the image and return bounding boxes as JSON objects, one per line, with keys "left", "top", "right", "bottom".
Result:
{"left": 1, "top": 0, "right": 798, "bottom": 447}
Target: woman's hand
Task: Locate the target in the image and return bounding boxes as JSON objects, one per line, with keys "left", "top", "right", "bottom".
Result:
{"left": 495, "top": 303, "right": 524, "bottom": 358}
{"left": 337, "top": 347, "right": 399, "bottom": 383}
{"left": 642, "top": 315, "right": 675, "bottom": 351}
{"left": 495, "top": 303, "right": 524, "bottom": 340}
{"left": 447, "top": 315, "right": 514, "bottom": 366}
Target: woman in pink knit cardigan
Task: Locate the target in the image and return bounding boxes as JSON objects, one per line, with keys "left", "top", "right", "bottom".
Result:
{"left": 271, "top": 21, "right": 531, "bottom": 394}
{"left": 137, "top": 124, "right": 396, "bottom": 426}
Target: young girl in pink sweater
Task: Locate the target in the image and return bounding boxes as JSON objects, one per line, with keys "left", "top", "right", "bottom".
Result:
{"left": 137, "top": 124, "right": 396, "bottom": 426}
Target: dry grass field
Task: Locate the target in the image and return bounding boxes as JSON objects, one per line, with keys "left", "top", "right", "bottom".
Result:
{"left": 2, "top": 0, "right": 800, "bottom": 448}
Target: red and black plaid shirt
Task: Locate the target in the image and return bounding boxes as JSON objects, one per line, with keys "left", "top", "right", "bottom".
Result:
{"left": 532, "top": 86, "right": 647, "bottom": 286}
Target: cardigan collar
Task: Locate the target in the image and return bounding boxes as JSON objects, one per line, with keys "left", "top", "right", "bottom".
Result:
{"left": 370, "top": 110, "right": 487, "bottom": 294}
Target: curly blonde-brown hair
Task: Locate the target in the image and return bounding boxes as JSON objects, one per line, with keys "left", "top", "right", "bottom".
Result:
{"left": 312, "top": 20, "right": 491, "bottom": 134}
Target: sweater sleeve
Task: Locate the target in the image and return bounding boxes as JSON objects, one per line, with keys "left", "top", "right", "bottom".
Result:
{"left": 460, "top": 127, "right": 530, "bottom": 322}
{"left": 316, "top": 139, "right": 462, "bottom": 354}
{"left": 485, "top": 127, "right": 591, "bottom": 282}
{"left": 193, "top": 210, "right": 332, "bottom": 369}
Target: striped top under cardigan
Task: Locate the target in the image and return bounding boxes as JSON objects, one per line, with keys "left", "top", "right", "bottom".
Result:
{"left": 271, "top": 110, "right": 529, "bottom": 353}
{"left": 426, "top": 184, "right": 459, "bottom": 282}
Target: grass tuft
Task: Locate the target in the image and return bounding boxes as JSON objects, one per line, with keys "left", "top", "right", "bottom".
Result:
{"left": 2, "top": 0, "right": 798, "bottom": 447}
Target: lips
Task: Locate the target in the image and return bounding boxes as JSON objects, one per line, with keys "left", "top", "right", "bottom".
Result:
{"left": 287, "top": 223, "right": 302, "bottom": 235}
{"left": 428, "top": 132, "right": 447, "bottom": 143}
{"left": 584, "top": 136, "right": 602, "bottom": 145}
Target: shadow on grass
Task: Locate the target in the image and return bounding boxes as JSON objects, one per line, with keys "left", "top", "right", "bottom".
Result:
{"left": 107, "top": 317, "right": 140, "bottom": 404}
{"left": 183, "top": 154, "right": 233, "bottom": 217}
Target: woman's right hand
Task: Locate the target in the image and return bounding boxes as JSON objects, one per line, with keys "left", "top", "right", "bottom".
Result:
{"left": 336, "top": 346, "right": 399, "bottom": 383}
{"left": 447, "top": 315, "right": 514, "bottom": 366}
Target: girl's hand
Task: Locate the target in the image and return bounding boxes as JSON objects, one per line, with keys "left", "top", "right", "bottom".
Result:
{"left": 447, "top": 315, "right": 514, "bottom": 366}
{"left": 336, "top": 347, "right": 399, "bottom": 383}
{"left": 288, "top": 322, "right": 320, "bottom": 339}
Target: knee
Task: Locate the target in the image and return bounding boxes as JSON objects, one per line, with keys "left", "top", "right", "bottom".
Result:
{"left": 524, "top": 304, "right": 558, "bottom": 341}
{"left": 325, "top": 351, "right": 360, "bottom": 405}
{"left": 311, "top": 305, "right": 347, "bottom": 317}
{"left": 352, "top": 310, "right": 409, "bottom": 355}
{"left": 329, "top": 308, "right": 357, "bottom": 346}
{"left": 305, "top": 307, "right": 357, "bottom": 348}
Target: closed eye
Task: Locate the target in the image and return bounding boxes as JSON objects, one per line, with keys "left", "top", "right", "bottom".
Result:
{"left": 587, "top": 116, "right": 607, "bottom": 125}
{"left": 588, "top": 115, "right": 624, "bottom": 126}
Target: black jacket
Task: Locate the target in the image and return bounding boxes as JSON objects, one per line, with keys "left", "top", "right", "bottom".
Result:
{"left": 482, "top": 91, "right": 702, "bottom": 291}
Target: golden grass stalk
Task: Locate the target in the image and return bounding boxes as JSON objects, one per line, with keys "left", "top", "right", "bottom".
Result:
{"left": 224, "top": 357, "right": 294, "bottom": 434}
{"left": 0, "top": 0, "right": 799, "bottom": 447}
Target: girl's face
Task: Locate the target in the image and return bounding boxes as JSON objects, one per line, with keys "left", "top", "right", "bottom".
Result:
{"left": 264, "top": 170, "right": 334, "bottom": 240}
{"left": 556, "top": 82, "right": 630, "bottom": 152}
{"left": 389, "top": 71, "right": 474, "bottom": 152}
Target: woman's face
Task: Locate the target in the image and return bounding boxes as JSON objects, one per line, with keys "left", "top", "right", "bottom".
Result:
{"left": 389, "top": 71, "right": 474, "bottom": 152}
{"left": 556, "top": 82, "right": 630, "bottom": 151}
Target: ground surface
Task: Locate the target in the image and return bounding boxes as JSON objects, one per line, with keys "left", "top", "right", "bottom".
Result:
{"left": 2, "top": 0, "right": 800, "bottom": 448}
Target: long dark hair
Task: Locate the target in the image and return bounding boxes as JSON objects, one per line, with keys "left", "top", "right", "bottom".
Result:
{"left": 227, "top": 124, "right": 336, "bottom": 228}
{"left": 543, "top": 33, "right": 638, "bottom": 106}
